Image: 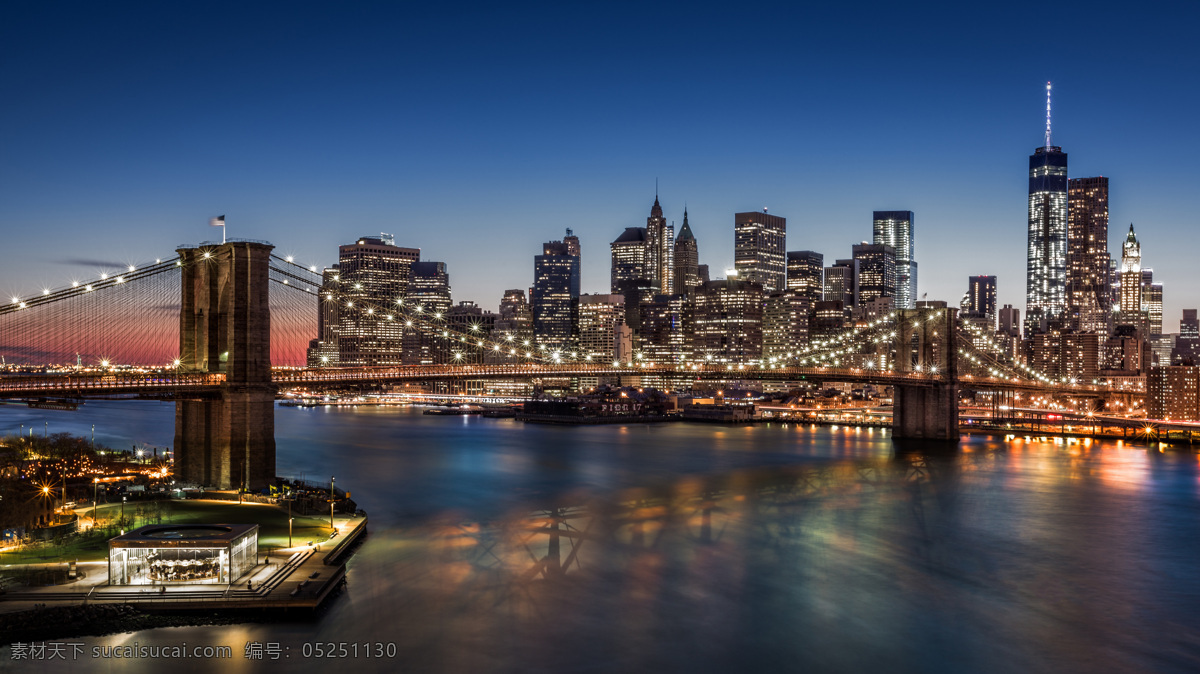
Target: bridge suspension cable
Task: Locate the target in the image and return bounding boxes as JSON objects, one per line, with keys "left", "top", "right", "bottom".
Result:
{"left": 0, "top": 251, "right": 327, "bottom": 369}
{"left": 0, "top": 258, "right": 182, "bottom": 367}
{"left": 267, "top": 256, "right": 322, "bottom": 367}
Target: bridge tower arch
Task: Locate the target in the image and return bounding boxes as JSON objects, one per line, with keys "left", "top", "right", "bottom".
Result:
{"left": 891, "top": 308, "right": 960, "bottom": 442}
{"left": 173, "top": 242, "right": 277, "bottom": 491}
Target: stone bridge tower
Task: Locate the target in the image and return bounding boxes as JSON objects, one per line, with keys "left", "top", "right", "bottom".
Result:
{"left": 173, "top": 241, "right": 276, "bottom": 490}
{"left": 891, "top": 307, "right": 959, "bottom": 442}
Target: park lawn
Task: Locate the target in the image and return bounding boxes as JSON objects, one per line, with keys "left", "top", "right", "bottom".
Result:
{"left": 1, "top": 500, "right": 334, "bottom": 565}
{"left": 0, "top": 531, "right": 110, "bottom": 563}
{"left": 141, "top": 500, "right": 335, "bottom": 552}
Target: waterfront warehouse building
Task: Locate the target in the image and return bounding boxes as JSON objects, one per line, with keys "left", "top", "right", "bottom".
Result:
{"left": 108, "top": 524, "right": 258, "bottom": 585}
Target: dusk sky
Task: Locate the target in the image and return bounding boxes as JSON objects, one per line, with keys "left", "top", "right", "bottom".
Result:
{"left": 3, "top": 3, "right": 1198, "bottom": 330}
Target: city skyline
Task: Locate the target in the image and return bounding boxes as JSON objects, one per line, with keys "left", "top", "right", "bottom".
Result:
{"left": 2, "top": 4, "right": 1198, "bottom": 330}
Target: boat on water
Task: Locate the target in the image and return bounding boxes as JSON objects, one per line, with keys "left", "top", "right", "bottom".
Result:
{"left": 423, "top": 405, "right": 482, "bottom": 416}
{"left": 27, "top": 398, "right": 80, "bottom": 411}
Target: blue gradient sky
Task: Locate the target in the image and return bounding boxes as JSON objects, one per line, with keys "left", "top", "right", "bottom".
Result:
{"left": 3, "top": 3, "right": 1198, "bottom": 329}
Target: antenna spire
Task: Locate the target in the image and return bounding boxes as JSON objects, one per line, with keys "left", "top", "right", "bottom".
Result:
{"left": 1045, "top": 81, "right": 1052, "bottom": 148}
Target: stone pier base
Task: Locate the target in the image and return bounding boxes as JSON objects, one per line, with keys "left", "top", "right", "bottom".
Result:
{"left": 174, "top": 386, "right": 276, "bottom": 491}
{"left": 892, "top": 383, "right": 960, "bottom": 442}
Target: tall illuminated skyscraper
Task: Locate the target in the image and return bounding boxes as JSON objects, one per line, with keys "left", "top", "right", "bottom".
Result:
{"left": 495, "top": 289, "right": 533, "bottom": 345}
{"left": 578, "top": 294, "right": 626, "bottom": 361}
{"left": 852, "top": 243, "right": 896, "bottom": 304}
{"left": 823, "top": 259, "right": 858, "bottom": 309}
{"left": 734, "top": 210, "right": 786, "bottom": 292}
{"left": 1119, "top": 224, "right": 1142, "bottom": 315}
{"left": 1067, "top": 177, "right": 1110, "bottom": 333}
{"left": 672, "top": 208, "right": 700, "bottom": 297}
{"left": 645, "top": 195, "right": 674, "bottom": 294}
{"left": 872, "top": 211, "right": 916, "bottom": 308}
{"left": 532, "top": 237, "right": 581, "bottom": 352}
{"left": 1026, "top": 82, "right": 1068, "bottom": 334}
{"left": 966, "top": 275, "right": 997, "bottom": 330}
{"left": 786, "top": 251, "right": 824, "bottom": 303}
{"left": 610, "top": 227, "right": 648, "bottom": 292}
{"left": 404, "top": 261, "right": 452, "bottom": 364}
{"left": 334, "top": 235, "right": 420, "bottom": 366}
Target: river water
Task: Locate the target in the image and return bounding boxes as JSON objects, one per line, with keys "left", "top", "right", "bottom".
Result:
{"left": 3, "top": 401, "right": 1200, "bottom": 673}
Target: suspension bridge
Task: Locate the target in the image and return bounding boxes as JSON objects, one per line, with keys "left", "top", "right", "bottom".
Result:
{"left": 0, "top": 240, "right": 1134, "bottom": 490}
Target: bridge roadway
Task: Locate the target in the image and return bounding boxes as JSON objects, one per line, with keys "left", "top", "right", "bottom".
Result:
{"left": 0, "top": 364, "right": 1116, "bottom": 398}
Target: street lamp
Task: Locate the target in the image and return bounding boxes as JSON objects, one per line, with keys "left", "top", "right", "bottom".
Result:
{"left": 330, "top": 476, "right": 336, "bottom": 530}
{"left": 93, "top": 478, "right": 99, "bottom": 526}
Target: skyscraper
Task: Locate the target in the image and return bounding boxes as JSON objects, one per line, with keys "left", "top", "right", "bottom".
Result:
{"left": 672, "top": 208, "right": 700, "bottom": 297}
{"left": 1145, "top": 282, "right": 1163, "bottom": 337}
{"left": 692, "top": 280, "right": 763, "bottom": 362}
{"left": 334, "top": 235, "right": 420, "bottom": 366}
{"left": 494, "top": 289, "right": 533, "bottom": 349}
{"left": 532, "top": 238, "right": 581, "bottom": 352}
{"left": 307, "top": 265, "right": 342, "bottom": 366}
{"left": 577, "top": 294, "right": 626, "bottom": 361}
{"left": 610, "top": 227, "right": 648, "bottom": 292}
{"left": 872, "top": 211, "right": 916, "bottom": 309}
{"left": 446, "top": 301, "right": 495, "bottom": 364}
{"left": 786, "top": 251, "right": 824, "bottom": 303}
{"left": 564, "top": 228, "right": 581, "bottom": 257}
{"left": 999, "top": 304, "right": 1021, "bottom": 338}
{"left": 763, "top": 292, "right": 810, "bottom": 357}
{"left": 823, "top": 259, "right": 858, "bottom": 309}
{"left": 1173, "top": 310, "right": 1199, "bottom": 365}
{"left": 966, "top": 275, "right": 997, "bottom": 330}
{"left": 1119, "top": 224, "right": 1142, "bottom": 316}
{"left": 734, "top": 210, "right": 786, "bottom": 293}
{"left": 610, "top": 226, "right": 653, "bottom": 332}
{"left": 852, "top": 243, "right": 896, "bottom": 304}
{"left": 1025, "top": 83, "right": 1068, "bottom": 334}
{"left": 405, "top": 261, "right": 452, "bottom": 364}
{"left": 639, "top": 294, "right": 690, "bottom": 366}
{"left": 645, "top": 196, "right": 674, "bottom": 294}
{"left": 1067, "top": 177, "right": 1111, "bottom": 333}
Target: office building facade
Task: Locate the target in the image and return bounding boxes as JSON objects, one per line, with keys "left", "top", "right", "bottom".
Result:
{"left": 823, "top": 259, "right": 858, "bottom": 309}
{"left": 532, "top": 238, "right": 581, "bottom": 352}
{"left": 872, "top": 211, "right": 917, "bottom": 309}
{"left": 645, "top": 196, "right": 674, "bottom": 294}
{"left": 763, "top": 291, "right": 810, "bottom": 358}
{"left": 1066, "top": 177, "right": 1111, "bottom": 332}
{"left": 639, "top": 294, "right": 690, "bottom": 366}
{"left": 852, "top": 243, "right": 896, "bottom": 305}
{"left": 692, "top": 280, "right": 763, "bottom": 362}
{"left": 1025, "top": 140, "right": 1069, "bottom": 334}
{"left": 1119, "top": 224, "right": 1143, "bottom": 319}
{"left": 578, "top": 294, "right": 626, "bottom": 361}
{"left": 404, "top": 261, "right": 452, "bottom": 364}
{"left": 966, "top": 275, "right": 997, "bottom": 330}
{"left": 786, "top": 251, "right": 824, "bottom": 303}
{"left": 334, "top": 236, "right": 420, "bottom": 366}
{"left": 672, "top": 209, "right": 701, "bottom": 297}
{"left": 1148, "top": 366, "right": 1200, "bottom": 421}
{"left": 734, "top": 211, "right": 786, "bottom": 293}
